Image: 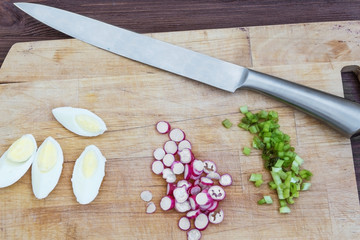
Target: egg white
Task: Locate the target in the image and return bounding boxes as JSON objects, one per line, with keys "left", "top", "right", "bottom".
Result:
{"left": 31, "top": 137, "right": 64, "bottom": 199}
{"left": 0, "top": 134, "right": 37, "bottom": 188}
{"left": 52, "top": 107, "right": 107, "bottom": 137}
{"left": 71, "top": 145, "right": 106, "bottom": 204}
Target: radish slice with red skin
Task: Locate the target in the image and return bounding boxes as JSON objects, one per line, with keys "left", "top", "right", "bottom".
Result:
{"left": 152, "top": 161, "right": 164, "bottom": 175}
{"left": 196, "top": 192, "right": 213, "bottom": 206}
{"left": 208, "top": 186, "right": 226, "bottom": 201}
{"left": 186, "top": 209, "right": 201, "bottom": 219}
{"left": 194, "top": 178, "right": 200, "bottom": 186}
{"left": 184, "top": 164, "right": 192, "bottom": 180}
{"left": 172, "top": 161, "right": 185, "bottom": 175}
{"left": 219, "top": 174, "right": 233, "bottom": 186}
{"left": 178, "top": 149, "right": 194, "bottom": 164}
{"left": 153, "top": 148, "right": 165, "bottom": 160}
{"left": 208, "top": 209, "right": 224, "bottom": 224}
{"left": 199, "top": 202, "right": 213, "bottom": 211}
{"left": 140, "top": 190, "right": 153, "bottom": 202}
{"left": 207, "top": 201, "right": 219, "bottom": 212}
{"left": 206, "top": 171, "right": 221, "bottom": 180}
{"left": 179, "top": 216, "right": 191, "bottom": 231}
{"left": 173, "top": 185, "right": 189, "bottom": 203}
{"left": 178, "top": 140, "right": 192, "bottom": 151}
{"left": 194, "top": 213, "right": 209, "bottom": 231}
{"left": 192, "top": 160, "right": 204, "bottom": 175}
{"left": 166, "top": 173, "right": 177, "bottom": 183}
{"left": 169, "top": 128, "right": 185, "bottom": 142}
{"left": 163, "top": 154, "right": 175, "bottom": 167}
{"left": 200, "top": 177, "right": 214, "bottom": 186}
{"left": 164, "top": 141, "right": 178, "bottom": 154}
{"left": 146, "top": 202, "right": 156, "bottom": 214}
{"left": 162, "top": 168, "right": 173, "bottom": 179}
{"left": 189, "top": 195, "right": 199, "bottom": 210}
{"left": 187, "top": 229, "right": 202, "bottom": 240}
{"left": 156, "top": 121, "right": 171, "bottom": 134}
{"left": 189, "top": 185, "right": 201, "bottom": 196}
{"left": 203, "top": 160, "right": 217, "bottom": 174}
{"left": 190, "top": 173, "right": 202, "bottom": 181}
{"left": 167, "top": 183, "right": 176, "bottom": 195}
{"left": 160, "top": 195, "right": 175, "bottom": 211}
{"left": 175, "top": 200, "right": 191, "bottom": 213}
{"left": 177, "top": 179, "right": 192, "bottom": 190}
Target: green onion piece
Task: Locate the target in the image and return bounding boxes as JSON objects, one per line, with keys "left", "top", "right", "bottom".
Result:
{"left": 243, "top": 147, "right": 251, "bottom": 156}
{"left": 299, "top": 169, "right": 313, "bottom": 180}
{"left": 279, "top": 200, "right": 287, "bottom": 207}
{"left": 222, "top": 119, "right": 233, "bottom": 129}
{"left": 249, "top": 173, "right": 262, "bottom": 182}
{"left": 240, "top": 105, "right": 248, "bottom": 114}
{"left": 258, "top": 198, "right": 266, "bottom": 205}
{"left": 279, "top": 206, "right": 291, "bottom": 214}
{"left": 301, "top": 182, "right": 311, "bottom": 191}
{"left": 238, "top": 122, "right": 250, "bottom": 130}
{"left": 268, "top": 181, "right": 277, "bottom": 189}
{"left": 264, "top": 196, "right": 273, "bottom": 204}
{"left": 255, "top": 180, "right": 263, "bottom": 187}
{"left": 249, "top": 125, "right": 258, "bottom": 134}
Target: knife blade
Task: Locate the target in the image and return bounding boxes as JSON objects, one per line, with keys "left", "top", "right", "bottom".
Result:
{"left": 14, "top": 2, "right": 360, "bottom": 137}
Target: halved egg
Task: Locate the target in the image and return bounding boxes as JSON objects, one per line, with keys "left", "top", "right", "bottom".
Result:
{"left": 72, "top": 145, "right": 106, "bottom": 204}
{"left": 0, "top": 134, "right": 37, "bottom": 188}
{"left": 31, "top": 137, "right": 64, "bottom": 199}
{"left": 52, "top": 107, "right": 107, "bottom": 137}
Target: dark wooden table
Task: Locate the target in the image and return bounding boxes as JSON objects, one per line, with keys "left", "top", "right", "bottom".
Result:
{"left": 1, "top": 0, "right": 359, "bottom": 199}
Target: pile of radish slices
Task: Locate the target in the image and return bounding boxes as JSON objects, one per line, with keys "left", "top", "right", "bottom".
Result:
{"left": 151, "top": 121, "right": 232, "bottom": 240}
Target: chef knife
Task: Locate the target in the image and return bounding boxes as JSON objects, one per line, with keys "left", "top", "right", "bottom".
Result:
{"left": 14, "top": 2, "right": 360, "bottom": 137}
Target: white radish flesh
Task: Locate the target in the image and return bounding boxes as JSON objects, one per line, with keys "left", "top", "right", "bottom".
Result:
{"left": 160, "top": 196, "right": 175, "bottom": 211}
{"left": 219, "top": 174, "right": 233, "bottom": 186}
{"left": 178, "top": 216, "right": 191, "bottom": 231}
{"left": 186, "top": 209, "right": 201, "bottom": 219}
{"left": 208, "top": 186, "right": 226, "bottom": 201}
{"left": 189, "top": 195, "right": 199, "bottom": 210}
{"left": 206, "top": 171, "right": 221, "bottom": 180}
{"left": 140, "top": 190, "right": 153, "bottom": 202}
{"left": 184, "top": 164, "right": 192, "bottom": 180}
{"left": 175, "top": 200, "right": 191, "bottom": 213}
{"left": 169, "top": 128, "right": 185, "bottom": 142}
{"left": 196, "top": 192, "right": 213, "bottom": 206}
{"left": 192, "top": 160, "right": 204, "bottom": 175}
{"left": 166, "top": 173, "right": 177, "bottom": 183}
{"left": 178, "top": 149, "right": 194, "bottom": 164}
{"left": 172, "top": 161, "right": 185, "bottom": 175}
{"left": 164, "top": 141, "right": 178, "bottom": 154}
{"left": 163, "top": 154, "right": 175, "bottom": 167}
{"left": 146, "top": 202, "right": 156, "bottom": 214}
{"left": 173, "top": 185, "right": 189, "bottom": 203}
{"left": 200, "top": 177, "right": 214, "bottom": 186}
{"left": 152, "top": 161, "right": 164, "bottom": 175}
{"left": 207, "top": 201, "right": 219, "bottom": 212}
{"left": 187, "top": 229, "right": 202, "bottom": 240}
{"left": 189, "top": 185, "right": 201, "bottom": 196}
{"left": 199, "top": 202, "right": 213, "bottom": 211}
{"left": 208, "top": 209, "right": 224, "bottom": 224}
{"left": 156, "top": 121, "right": 171, "bottom": 134}
{"left": 177, "top": 180, "right": 192, "bottom": 190}
{"left": 194, "top": 213, "right": 209, "bottom": 231}
{"left": 162, "top": 168, "right": 174, "bottom": 179}
{"left": 153, "top": 148, "right": 165, "bottom": 160}
{"left": 166, "top": 183, "right": 176, "bottom": 195}
{"left": 203, "top": 160, "right": 217, "bottom": 174}
{"left": 178, "top": 140, "right": 192, "bottom": 151}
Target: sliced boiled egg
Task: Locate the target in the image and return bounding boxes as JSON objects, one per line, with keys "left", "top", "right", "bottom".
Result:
{"left": 0, "top": 134, "right": 37, "bottom": 188}
{"left": 52, "top": 107, "right": 107, "bottom": 137}
{"left": 72, "top": 145, "right": 106, "bottom": 204}
{"left": 31, "top": 137, "right": 64, "bottom": 199}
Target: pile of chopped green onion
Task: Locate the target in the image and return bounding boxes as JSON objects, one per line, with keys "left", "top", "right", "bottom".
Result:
{"left": 223, "top": 106, "right": 313, "bottom": 214}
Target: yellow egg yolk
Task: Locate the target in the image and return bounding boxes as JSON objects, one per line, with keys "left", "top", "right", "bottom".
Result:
{"left": 7, "top": 136, "right": 35, "bottom": 163}
{"left": 75, "top": 114, "right": 101, "bottom": 133}
{"left": 82, "top": 150, "right": 98, "bottom": 178}
{"left": 37, "top": 140, "right": 57, "bottom": 172}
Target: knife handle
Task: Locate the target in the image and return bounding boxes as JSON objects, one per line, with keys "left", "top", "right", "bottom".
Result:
{"left": 242, "top": 69, "right": 360, "bottom": 138}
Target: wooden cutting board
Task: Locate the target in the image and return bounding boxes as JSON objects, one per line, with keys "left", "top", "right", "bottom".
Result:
{"left": 0, "top": 21, "right": 359, "bottom": 239}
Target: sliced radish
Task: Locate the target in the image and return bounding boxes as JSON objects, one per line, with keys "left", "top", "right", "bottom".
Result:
{"left": 208, "top": 186, "right": 226, "bottom": 201}
{"left": 184, "top": 164, "right": 192, "bottom": 180}
{"left": 166, "top": 173, "right": 177, "bottom": 183}
{"left": 177, "top": 180, "right": 192, "bottom": 190}
{"left": 207, "top": 200, "right": 219, "bottom": 212}
{"left": 190, "top": 173, "right": 202, "bottom": 181}
{"left": 178, "top": 216, "right": 191, "bottom": 231}
{"left": 189, "top": 195, "right": 199, "bottom": 210}
{"left": 156, "top": 121, "right": 171, "bottom": 134}
{"left": 163, "top": 154, "right": 175, "bottom": 167}
{"left": 219, "top": 174, "right": 233, "bottom": 186}
{"left": 160, "top": 195, "right": 175, "bottom": 211}
{"left": 199, "top": 202, "right": 213, "bottom": 211}
{"left": 194, "top": 178, "right": 201, "bottom": 186}
{"left": 146, "top": 202, "right": 156, "bottom": 214}
{"left": 140, "top": 190, "right": 153, "bottom": 202}
{"left": 208, "top": 209, "right": 224, "bottom": 224}
{"left": 187, "top": 229, "right": 202, "bottom": 240}
{"left": 206, "top": 171, "right": 221, "bottom": 180}
{"left": 152, "top": 160, "right": 164, "bottom": 175}
{"left": 167, "top": 183, "right": 177, "bottom": 195}
{"left": 194, "top": 213, "right": 209, "bottom": 231}
{"left": 203, "top": 160, "right": 217, "bottom": 174}
{"left": 200, "top": 177, "right": 214, "bottom": 186}
{"left": 175, "top": 200, "right": 191, "bottom": 213}
{"left": 196, "top": 191, "right": 213, "bottom": 206}
{"left": 169, "top": 128, "right": 185, "bottom": 142}
{"left": 178, "top": 140, "right": 192, "bottom": 151}
{"left": 162, "top": 168, "right": 174, "bottom": 179}
{"left": 189, "top": 185, "right": 201, "bottom": 196}
{"left": 178, "top": 149, "right": 194, "bottom": 164}
{"left": 164, "top": 141, "right": 178, "bottom": 154}
{"left": 172, "top": 161, "right": 185, "bottom": 175}
{"left": 154, "top": 148, "right": 165, "bottom": 160}
{"left": 173, "top": 185, "right": 189, "bottom": 203}
{"left": 186, "top": 209, "right": 201, "bottom": 219}
{"left": 192, "top": 160, "right": 204, "bottom": 175}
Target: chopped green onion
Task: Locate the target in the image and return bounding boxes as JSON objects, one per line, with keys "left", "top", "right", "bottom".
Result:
{"left": 249, "top": 173, "right": 263, "bottom": 187}
{"left": 279, "top": 206, "right": 291, "bottom": 214}
{"left": 243, "top": 147, "right": 251, "bottom": 156}
{"left": 239, "top": 105, "right": 248, "bottom": 114}
{"left": 299, "top": 169, "right": 313, "bottom": 180}
{"left": 222, "top": 119, "right": 233, "bottom": 129}
{"left": 268, "top": 181, "right": 277, "bottom": 189}
{"left": 264, "top": 196, "right": 273, "bottom": 204}
{"left": 301, "top": 182, "right": 311, "bottom": 191}
{"left": 258, "top": 198, "right": 266, "bottom": 205}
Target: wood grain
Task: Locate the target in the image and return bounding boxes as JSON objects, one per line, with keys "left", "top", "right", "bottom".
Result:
{"left": 0, "top": 21, "right": 359, "bottom": 239}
